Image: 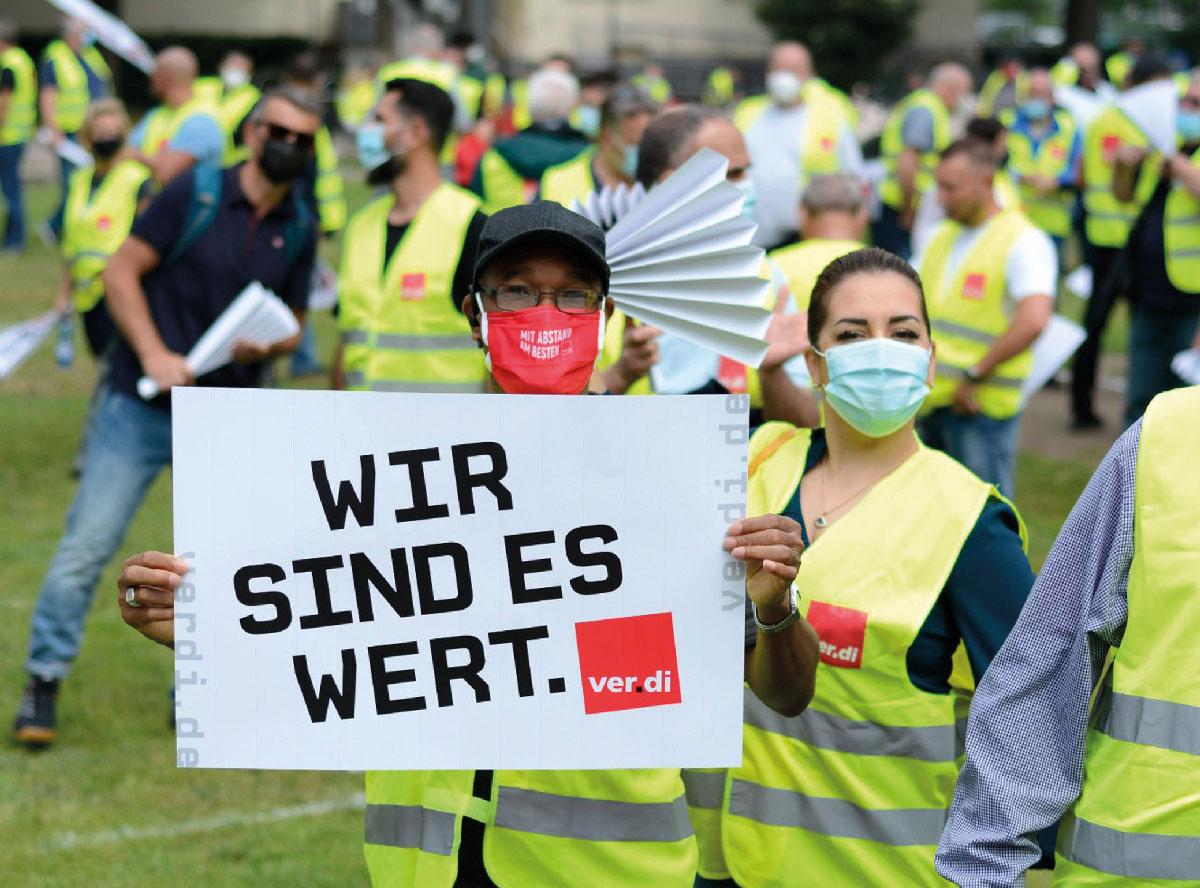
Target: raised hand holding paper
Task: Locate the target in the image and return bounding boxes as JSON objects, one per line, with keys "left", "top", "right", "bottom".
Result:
{"left": 171, "top": 388, "right": 748, "bottom": 771}
{"left": 1117, "top": 80, "right": 1178, "bottom": 155}
{"left": 137, "top": 282, "right": 299, "bottom": 399}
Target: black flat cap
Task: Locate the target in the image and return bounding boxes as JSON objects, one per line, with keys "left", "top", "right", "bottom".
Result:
{"left": 473, "top": 201, "right": 610, "bottom": 292}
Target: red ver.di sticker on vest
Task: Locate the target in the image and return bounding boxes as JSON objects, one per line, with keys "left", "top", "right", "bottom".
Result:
{"left": 806, "top": 600, "right": 868, "bottom": 669}
{"left": 401, "top": 272, "right": 426, "bottom": 301}
{"left": 575, "top": 612, "right": 683, "bottom": 714}
{"left": 962, "top": 272, "right": 987, "bottom": 301}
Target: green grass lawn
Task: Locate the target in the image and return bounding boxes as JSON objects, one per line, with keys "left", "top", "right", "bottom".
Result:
{"left": 0, "top": 177, "right": 1107, "bottom": 886}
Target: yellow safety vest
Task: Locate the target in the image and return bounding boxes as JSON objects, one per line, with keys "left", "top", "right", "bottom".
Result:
{"left": 1051, "top": 58, "right": 1080, "bottom": 87}
{"left": 510, "top": 79, "right": 530, "bottom": 131}
{"left": 735, "top": 93, "right": 850, "bottom": 188}
{"left": 921, "top": 209, "right": 1036, "bottom": 419}
{"left": 540, "top": 146, "right": 596, "bottom": 206}
{"left": 1053, "top": 385, "right": 1200, "bottom": 885}
{"left": 314, "top": 125, "right": 346, "bottom": 233}
{"left": 880, "top": 89, "right": 952, "bottom": 210}
{"left": 976, "top": 70, "right": 1029, "bottom": 119}
{"left": 632, "top": 73, "right": 672, "bottom": 104}
{"left": 62, "top": 159, "right": 149, "bottom": 311}
{"left": 336, "top": 76, "right": 376, "bottom": 131}
{"left": 0, "top": 47, "right": 37, "bottom": 146}
{"left": 1005, "top": 110, "right": 1078, "bottom": 238}
{"left": 768, "top": 237, "right": 862, "bottom": 311}
{"left": 138, "top": 94, "right": 219, "bottom": 158}
{"left": 1163, "top": 146, "right": 1200, "bottom": 294}
{"left": 192, "top": 76, "right": 223, "bottom": 105}
{"left": 365, "top": 766, "right": 696, "bottom": 888}
{"left": 685, "top": 422, "right": 1020, "bottom": 884}
{"left": 217, "top": 83, "right": 262, "bottom": 166}
{"left": 41, "top": 40, "right": 110, "bottom": 134}
{"left": 809, "top": 78, "right": 858, "bottom": 130}
{"left": 1105, "top": 52, "right": 1133, "bottom": 89}
{"left": 458, "top": 76, "right": 484, "bottom": 120}
{"left": 338, "top": 183, "right": 485, "bottom": 393}
{"left": 1082, "top": 105, "right": 1159, "bottom": 247}
{"left": 705, "top": 67, "right": 735, "bottom": 107}
{"left": 477, "top": 145, "right": 592, "bottom": 215}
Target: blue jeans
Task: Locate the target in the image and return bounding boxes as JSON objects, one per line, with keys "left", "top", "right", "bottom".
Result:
{"left": 918, "top": 407, "right": 1020, "bottom": 499}
{"left": 1125, "top": 306, "right": 1200, "bottom": 427}
{"left": 0, "top": 141, "right": 26, "bottom": 249}
{"left": 289, "top": 318, "right": 321, "bottom": 374}
{"left": 49, "top": 139, "right": 80, "bottom": 238}
{"left": 25, "top": 390, "right": 173, "bottom": 679}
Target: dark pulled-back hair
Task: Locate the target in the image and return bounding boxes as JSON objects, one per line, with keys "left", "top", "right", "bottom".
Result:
{"left": 382, "top": 77, "right": 455, "bottom": 154}
{"left": 807, "top": 247, "right": 928, "bottom": 346}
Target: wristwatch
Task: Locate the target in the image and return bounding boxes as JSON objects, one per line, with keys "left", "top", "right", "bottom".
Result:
{"left": 753, "top": 585, "right": 801, "bottom": 634}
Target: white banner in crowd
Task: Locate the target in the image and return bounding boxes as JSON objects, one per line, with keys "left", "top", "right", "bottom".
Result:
{"left": 0, "top": 310, "right": 63, "bottom": 379}
{"left": 172, "top": 388, "right": 749, "bottom": 771}
{"left": 1117, "top": 79, "right": 1178, "bottom": 155}
{"left": 44, "top": 0, "right": 155, "bottom": 74}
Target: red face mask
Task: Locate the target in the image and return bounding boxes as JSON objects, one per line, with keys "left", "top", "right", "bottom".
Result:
{"left": 479, "top": 301, "right": 605, "bottom": 395}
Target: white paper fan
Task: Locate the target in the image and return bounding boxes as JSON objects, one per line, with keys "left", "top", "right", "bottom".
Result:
{"left": 603, "top": 148, "right": 771, "bottom": 367}
{"left": 1117, "top": 80, "right": 1178, "bottom": 155}
{"left": 0, "top": 309, "right": 62, "bottom": 379}
{"left": 137, "top": 281, "right": 299, "bottom": 399}
{"left": 569, "top": 182, "right": 646, "bottom": 231}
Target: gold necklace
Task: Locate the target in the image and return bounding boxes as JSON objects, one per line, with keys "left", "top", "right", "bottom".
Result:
{"left": 813, "top": 458, "right": 905, "bottom": 529}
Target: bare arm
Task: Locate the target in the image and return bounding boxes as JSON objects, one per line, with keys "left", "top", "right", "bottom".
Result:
{"left": 1112, "top": 145, "right": 1148, "bottom": 203}
{"left": 897, "top": 146, "right": 921, "bottom": 218}
{"left": 727, "top": 515, "right": 819, "bottom": 717}
{"left": 38, "top": 85, "right": 60, "bottom": 140}
{"left": 1168, "top": 153, "right": 1200, "bottom": 199}
{"left": 975, "top": 294, "right": 1053, "bottom": 377}
{"left": 103, "top": 234, "right": 194, "bottom": 391}
{"left": 133, "top": 148, "right": 198, "bottom": 188}
{"left": 758, "top": 366, "right": 820, "bottom": 427}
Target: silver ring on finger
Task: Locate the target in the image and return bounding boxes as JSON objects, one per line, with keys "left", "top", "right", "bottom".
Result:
{"left": 125, "top": 587, "right": 142, "bottom": 608}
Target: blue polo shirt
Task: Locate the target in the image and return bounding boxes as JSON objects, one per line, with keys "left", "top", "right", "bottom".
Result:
{"left": 39, "top": 50, "right": 107, "bottom": 101}
{"left": 108, "top": 165, "right": 317, "bottom": 411}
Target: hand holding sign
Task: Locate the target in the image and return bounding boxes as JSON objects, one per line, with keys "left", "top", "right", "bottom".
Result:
{"left": 724, "top": 515, "right": 805, "bottom": 613}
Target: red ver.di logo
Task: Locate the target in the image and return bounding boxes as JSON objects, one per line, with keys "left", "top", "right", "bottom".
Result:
{"left": 806, "top": 600, "right": 868, "bottom": 669}
{"left": 575, "top": 612, "right": 682, "bottom": 714}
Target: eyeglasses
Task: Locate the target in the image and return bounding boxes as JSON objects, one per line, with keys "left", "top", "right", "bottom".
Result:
{"left": 260, "top": 122, "right": 316, "bottom": 151}
{"left": 476, "top": 285, "right": 603, "bottom": 314}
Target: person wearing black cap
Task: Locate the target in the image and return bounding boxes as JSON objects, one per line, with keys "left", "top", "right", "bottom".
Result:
{"left": 115, "top": 200, "right": 819, "bottom": 888}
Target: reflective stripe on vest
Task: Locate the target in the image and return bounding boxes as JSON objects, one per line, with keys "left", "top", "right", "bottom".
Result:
{"left": 729, "top": 779, "right": 948, "bottom": 846}
{"left": 62, "top": 159, "right": 150, "bottom": 311}
{"left": 743, "top": 685, "right": 965, "bottom": 763}
{"left": 364, "top": 803, "right": 456, "bottom": 855}
{"left": 880, "top": 90, "right": 951, "bottom": 210}
{"left": 494, "top": 785, "right": 691, "bottom": 843}
{"left": 0, "top": 48, "right": 37, "bottom": 145}
{"left": 1054, "top": 386, "right": 1200, "bottom": 885}
{"left": 920, "top": 209, "right": 1036, "bottom": 419}
{"left": 1005, "top": 111, "right": 1077, "bottom": 237}
{"left": 681, "top": 769, "right": 726, "bottom": 810}
{"left": 1082, "top": 106, "right": 1158, "bottom": 247}
{"left": 712, "top": 423, "right": 1018, "bottom": 887}
{"left": 540, "top": 147, "right": 596, "bottom": 207}
{"left": 43, "top": 41, "right": 109, "bottom": 133}
{"left": 1163, "top": 147, "right": 1200, "bottom": 293}
{"left": 337, "top": 183, "right": 485, "bottom": 392}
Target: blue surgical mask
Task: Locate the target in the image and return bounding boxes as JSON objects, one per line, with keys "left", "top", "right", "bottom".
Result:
{"left": 576, "top": 104, "right": 601, "bottom": 138}
{"left": 733, "top": 177, "right": 757, "bottom": 221}
{"left": 1179, "top": 110, "right": 1200, "bottom": 143}
{"left": 1022, "top": 98, "right": 1051, "bottom": 120}
{"left": 356, "top": 122, "right": 390, "bottom": 173}
{"left": 814, "top": 338, "right": 932, "bottom": 437}
{"left": 622, "top": 144, "right": 639, "bottom": 179}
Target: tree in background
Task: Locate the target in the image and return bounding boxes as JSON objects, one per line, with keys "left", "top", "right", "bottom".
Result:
{"left": 754, "top": 0, "right": 924, "bottom": 89}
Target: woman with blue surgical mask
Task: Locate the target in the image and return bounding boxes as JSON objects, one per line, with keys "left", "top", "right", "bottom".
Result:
{"left": 691, "top": 247, "right": 1046, "bottom": 888}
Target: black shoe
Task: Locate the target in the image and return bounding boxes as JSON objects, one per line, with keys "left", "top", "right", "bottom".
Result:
{"left": 13, "top": 676, "right": 59, "bottom": 749}
{"left": 1071, "top": 412, "right": 1104, "bottom": 432}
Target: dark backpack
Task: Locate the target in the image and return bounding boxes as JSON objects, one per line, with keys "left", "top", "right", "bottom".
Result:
{"left": 164, "top": 163, "right": 313, "bottom": 267}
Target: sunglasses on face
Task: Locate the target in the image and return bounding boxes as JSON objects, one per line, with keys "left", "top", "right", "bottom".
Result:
{"left": 260, "top": 122, "right": 316, "bottom": 151}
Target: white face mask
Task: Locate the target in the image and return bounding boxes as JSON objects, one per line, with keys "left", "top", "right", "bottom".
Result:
{"left": 221, "top": 67, "right": 250, "bottom": 90}
{"left": 767, "top": 70, "right": 805, "bottom": 105}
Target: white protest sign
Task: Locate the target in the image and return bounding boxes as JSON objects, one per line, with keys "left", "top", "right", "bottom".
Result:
{"left": 172, "top": 388, "right": 749, "bottom": 771}
{"left": 1021, "top": 315, "right": 1087, "bottom": 405}
{"left": 0, "top": 310, "right": 62, "bottom": 379}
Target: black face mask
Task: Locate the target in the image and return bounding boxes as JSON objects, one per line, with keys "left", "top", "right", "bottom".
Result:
{"left": 91, "top": 137, "right": 123, "bottom": 160}
{"left": 258, "top": 138, "right": 309, "bottom": 184}
{"left": 366, "top": 153, "right": 407, "bottom": 186}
